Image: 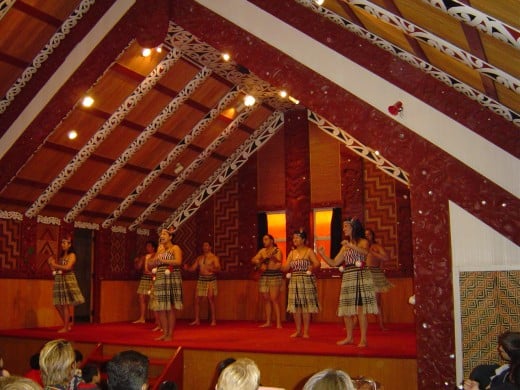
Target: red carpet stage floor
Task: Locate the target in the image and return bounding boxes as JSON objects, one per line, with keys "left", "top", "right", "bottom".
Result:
{"left": 0, "top": 320, "right": 416, "bottom": 359}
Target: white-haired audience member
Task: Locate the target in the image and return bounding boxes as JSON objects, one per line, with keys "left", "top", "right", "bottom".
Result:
{"left": 303, "top": 369, "right": 355, "bottom": 390}
{"left": 216, "top": 358, "right": 260, "bottom": 390}
{"left": 0, "top": 376, "right": 42, "bottom": 390}
{"left": 39, "top": 339, "right": 76, "bottom": 390}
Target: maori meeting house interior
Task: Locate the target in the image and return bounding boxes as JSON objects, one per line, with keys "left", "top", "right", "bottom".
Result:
{"left": 0, "top": 1, "right": 518, "bottom": 389}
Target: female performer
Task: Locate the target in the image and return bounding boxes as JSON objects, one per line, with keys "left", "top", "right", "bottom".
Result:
{"left": 152, "top": 228, "right": 183, "bottom": 341}
{"left": 282, "top": 230, "right": 320, "bottom": 339}
{"left": 319, "top": 218, "right": 377, "bottom": 347}
{"left": 251, "top": 234, "right": 284, "bottom": 328}
{"left": 133, "top": 240, "right": 157, "bottom": 324}
{"left": 365, "top": 228, "right": 393, "bottom": 330}
{"left": 48, "top": 236, "right": 85, "bottom": 333}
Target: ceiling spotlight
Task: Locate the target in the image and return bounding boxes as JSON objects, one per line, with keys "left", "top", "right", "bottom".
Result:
{"left": 82, "top": 96, "right": 94, "bottom": 107}
{"left": 67, "top": 130, "right": 78, "bottom": 140}
{"left": 288, "top": 96, "right": 299, "bottom": 104}
{"left": 222, "top": 53, "right": 231, "bottom": 61}
{"left": 279, "top": 90, "right": 288, "bottom": 98}
{"left": 141, "top": 48, "right": 152, "bottom": 57}
{"left": 315, "top": 0, "right": 325, "bottom": 5}
{"left": 244, "top": 95, "right": 256, "bottom": 107}
{"left": 156, "top": 46, "right": 162, "bottom": 53}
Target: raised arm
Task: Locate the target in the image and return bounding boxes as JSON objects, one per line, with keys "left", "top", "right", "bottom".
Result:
{"left": 318, "top": 245, "right": 347, "bottom": 267}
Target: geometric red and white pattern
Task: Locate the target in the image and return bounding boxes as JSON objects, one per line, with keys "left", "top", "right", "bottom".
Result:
{"left": 0, "top": 219, "right": 21, "bottom": 270}
{"left": 363, "top": 162, "right": 399, "bottom": 269}
{"left": 460, "top": 270, "right": 520, "bottom": 377}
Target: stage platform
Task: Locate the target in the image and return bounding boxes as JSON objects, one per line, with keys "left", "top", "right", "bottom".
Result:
{"left": 0, "top": 320, "right": 418, "bottom": 390}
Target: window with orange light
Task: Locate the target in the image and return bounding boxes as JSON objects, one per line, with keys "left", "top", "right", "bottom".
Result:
{"left": 266, "top": 212, "right": 287, "bottom": 259}
{"left": 314, "top": 208, "right": 333, "bottom": 268}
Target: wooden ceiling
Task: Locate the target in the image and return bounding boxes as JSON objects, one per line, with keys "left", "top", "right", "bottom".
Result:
{"left": 0, "top": 0, "right": 518, "bottom": 232}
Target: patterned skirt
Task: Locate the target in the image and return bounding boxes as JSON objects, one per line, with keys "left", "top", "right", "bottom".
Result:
{"left": 259, "top": 270, "right": 283, "bottom": 293}
{"left": 196, "top": 275, "right": 218, "bottom": 297}
{"left": 287, "top": 271, "right": 319, "bottom": 313}
{"left": 137, "top": 274, "right": 153, "bottom": 295}
{"left": 153, "top": 266, "right": 183, "bottom": 311}
{"left": 337, "top": 266, "right": 378, "bottom": 316}
{"left": 52, "top": 273, "right": 85, "bottom": 306}
{"left": 368, "top": 267, "right": 394, "bottom": 293}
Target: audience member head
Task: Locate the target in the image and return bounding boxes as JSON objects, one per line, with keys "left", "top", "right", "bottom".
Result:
{"left": 39, "top": 339, "right": 76, "bottom": 388}
{"left": 302, "top": 369, "right": 355, "bottom": 390}
{"left": 498, "top": 331, "right": 520, "bottom": 384}
{"left": 106, "top": 350, "right": 149, "bottom": 390}
{"left": 29, "top": 353, "right": 40, "bottom": 370}
{"left": 0, "top": 376, "right": 42, "bottom": 390}
{"left": 81, "top": 363, "right": 100, "bottom": 384}
{"left": 216, "top": 358, "right": 260, "bottom": 390}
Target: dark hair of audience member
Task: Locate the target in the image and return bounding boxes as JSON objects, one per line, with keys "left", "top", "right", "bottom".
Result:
{"left": 106, "top": 350, "right": 149, "bottom": 390}
{"left": 210, "top": 358, "right": 236, "bottom": 390}
{"left": 81, "top": 363, "right": 100, "bottom": 384}
{"left": 499, "top": 331, "right": 520, "bottom": 384}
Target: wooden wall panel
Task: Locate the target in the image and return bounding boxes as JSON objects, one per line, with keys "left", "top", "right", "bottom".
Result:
{"left": 310, "top": 124, "right": 341, "bottom": 205}
{"left": 257, "top": 130, "right": 286, "bottom": 210}
{"left": 1, "top": 279, "right": 61, "bottom": 329}
{"left": 1, "top": 276, "right": 412, "bottom": 329}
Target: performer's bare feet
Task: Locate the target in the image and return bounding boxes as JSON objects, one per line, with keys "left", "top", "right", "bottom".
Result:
{"left": 57, "top": 327, "right": 69, "bottom": 333}
{"left": 290, "top": 332, "right": 302, "bottom": 338}
{"left": 132, "top": 319, "right": 145, "bottom": 324}
{"left": 357, "top": 341, "right": 367, "bottom": 348}
{"left": 163, "top": 336, "right": 172, "bottom": 341}
{"left": 152, "top": 326, "right": 162, "bottom": 331}
{"left": 259, "top": 322, "right": 271, "bottom": 328}
{"left": 154, "top": 335, "right": 166, "bottom": 341}
{"left": 210, "top": 321, "right": 216, "bottom": 326}
{"left": 276, "top": 324, "right": 283, "bottom": 329}
{"left": 336, "top": 338, "right": 354, "bottom": 345}
{"left": 189, "top": 320, "right": 200, "bottom": 326}
{"left": 303, "top": 334, "right": 310, "bottom": 339}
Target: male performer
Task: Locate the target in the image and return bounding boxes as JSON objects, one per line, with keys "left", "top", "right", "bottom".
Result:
{"left": 185, "top": 241, "right": 221, "bottom": 326}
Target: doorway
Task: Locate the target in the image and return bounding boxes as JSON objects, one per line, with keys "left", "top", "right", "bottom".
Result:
{"left": 73, "top": 228, "right": 93, "bottom": 323}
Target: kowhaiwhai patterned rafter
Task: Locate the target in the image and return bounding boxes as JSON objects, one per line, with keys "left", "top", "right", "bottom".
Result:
{"left": 0, "top": 0, "right": 96, "bottom": 114}
{"left": 24, "top": 47, "right": 182, "bottom": 219}
{"left": 130, "top": 99, "right": 260, "bottom": 230}
{"left": 164, "top": 22, "right": 295, "bottom": 111}
{"left": 64, "top": 66, "right": 212, "bottom": 223}
{"left": 344, "top": 0, "right": 520, "bottom": 94}
{"left": 423, "top": 0, "right": 520, "bottom": 51}
{"left": 308, "top": 110, "right": 409, "bottom": 185}
{"left": 103, "top": 85, "right": 241, "bottom": 228}
{"left": 295, "top": 0, "right": 520, "bottom": 127}
{"left": 163, "top": 111, "right": 284, "bottom": 230}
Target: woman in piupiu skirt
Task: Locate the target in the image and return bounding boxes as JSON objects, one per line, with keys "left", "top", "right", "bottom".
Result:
{"left": 319, "top": 218, "right": 377, "bottom": 347}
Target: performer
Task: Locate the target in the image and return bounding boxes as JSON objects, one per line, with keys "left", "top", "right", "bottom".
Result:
{"left": 152, "top": 228, "right": 183, "bottom": 341}
{"left": 318, "top": 218, "right": 377, "bottom": 347}
{"left": 132, "top": 240, "right": 157, "bottom": 324}
{"left": 282, "top": 230, "right": 320, "bottom": 339}
{"left": 185, "top": 241, "right": 221, "bottom": 326}
{"left": 365, "top": 228, "right": 393, "bottom": 330}
{"left": 251, "top": 234, "right": 283, "bottom": 328}
{"left": 48, "top": 235, "right": 85, "bottom": 333}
